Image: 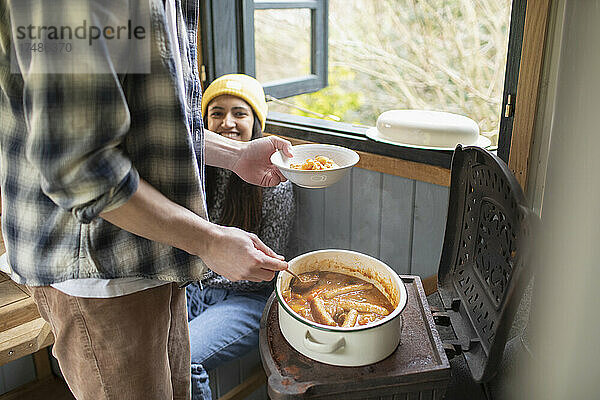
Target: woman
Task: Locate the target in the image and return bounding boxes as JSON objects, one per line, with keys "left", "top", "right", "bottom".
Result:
{"left": 187, "top": 74, "right": 295, "bottom": 399}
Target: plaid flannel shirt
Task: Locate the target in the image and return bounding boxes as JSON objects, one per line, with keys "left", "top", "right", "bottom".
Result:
{"left": 0, "top": 0, "right": 209, "bottom": 286}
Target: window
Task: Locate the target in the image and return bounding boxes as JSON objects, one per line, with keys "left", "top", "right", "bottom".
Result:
{"left": 200, "top": 0, "right": 328, "bottom": 99}
{"left": 200, "top": 0, "right": 527, "bottom": 169}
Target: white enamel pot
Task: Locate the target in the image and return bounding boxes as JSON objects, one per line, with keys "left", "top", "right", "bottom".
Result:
{"left": 276, "top": 249, "right": 408, "bottom": 366}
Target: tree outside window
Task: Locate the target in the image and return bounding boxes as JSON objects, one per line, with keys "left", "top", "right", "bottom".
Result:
{"left": 256, "top": 0, "right": 512, "bottom": 148}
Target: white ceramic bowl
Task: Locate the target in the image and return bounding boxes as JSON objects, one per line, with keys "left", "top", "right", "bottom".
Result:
{"left": 366, "top": 109, "right": 491, "bottom": 150}
{"left": 270, "top": 144, "right": 359, "bottom": 189}
{"left": 276, "top": 249, "right": 408, "bottom": 366}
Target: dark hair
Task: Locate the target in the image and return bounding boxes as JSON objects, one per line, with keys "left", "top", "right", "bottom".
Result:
{"left": 205, "top": 113, "right": 264, "bottom": 234}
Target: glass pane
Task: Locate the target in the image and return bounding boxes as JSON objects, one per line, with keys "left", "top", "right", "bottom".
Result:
{"left": 269, "top": 0, "right": 512, "bottom": 147}
{"left": 254, "top": 8, "right": 311, "bottom": 84}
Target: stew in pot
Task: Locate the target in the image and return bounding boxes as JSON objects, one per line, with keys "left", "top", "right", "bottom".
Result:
{"left": 282, "top": 271, "right": 395, "bottom": 327}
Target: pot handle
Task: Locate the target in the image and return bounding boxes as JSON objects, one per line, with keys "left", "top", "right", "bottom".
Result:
{"left": 303, "top": 331, "right": 345, "bottom": 353}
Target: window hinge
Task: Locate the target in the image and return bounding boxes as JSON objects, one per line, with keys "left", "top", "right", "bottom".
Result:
{"left": 200, "top": 64, "right": 207, "bottom": 83}
{"left": 504, "top": 94, "right": 514, "bottom": 118}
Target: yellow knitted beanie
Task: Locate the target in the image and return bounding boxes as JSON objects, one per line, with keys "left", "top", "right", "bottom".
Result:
{"left": 201, "top": 74, "right": 268, "bottom": 131}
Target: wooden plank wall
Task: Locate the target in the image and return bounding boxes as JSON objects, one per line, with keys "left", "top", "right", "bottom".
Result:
{"left": 0, "top": 355, "right": 36, "bottom": 395}
{"left": 208, "top": 349, "right": 267, "bottom": 400}
{"left": 289, "top": 167, "right": 449, "bottom": 278}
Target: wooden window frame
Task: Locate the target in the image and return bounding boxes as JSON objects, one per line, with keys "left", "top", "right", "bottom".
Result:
{"left": 507, "top": 0, "right": 552, "bottom": 191}
{"left": 241, "top": 0, "right": 328, "bottom": 99}
{"left": 199, "top": 0, "right": 328, "bottom": 99}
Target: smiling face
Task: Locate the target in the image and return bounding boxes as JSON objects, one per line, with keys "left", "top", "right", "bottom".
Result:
{"left": 206, "top": 95, "right": 255, "bottom": 142}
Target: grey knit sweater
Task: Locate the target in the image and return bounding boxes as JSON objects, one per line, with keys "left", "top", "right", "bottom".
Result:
{"left": 197, "top": 168, "right": 295, "bottom": 291}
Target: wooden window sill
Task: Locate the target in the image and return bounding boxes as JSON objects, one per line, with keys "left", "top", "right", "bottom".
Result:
{"left": 265, "top": 112, "right": 451, "bottom": 186}
{"left": 267, "top": 133, "right": 450, "bottom": 187}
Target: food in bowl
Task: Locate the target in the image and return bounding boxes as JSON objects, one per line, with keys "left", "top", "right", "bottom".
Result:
{"left": 290, "top": 156, "right": 339, "bottom": 170}
{"left": 281, "top": 271, "right": 395, "bottom": 328}
{"left": 270, "top": 144, "right": 359, "bottom": 189}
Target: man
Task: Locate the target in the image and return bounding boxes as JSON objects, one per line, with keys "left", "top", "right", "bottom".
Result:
{"left": 0, "top": 1, "right": 289, "bottom": 398}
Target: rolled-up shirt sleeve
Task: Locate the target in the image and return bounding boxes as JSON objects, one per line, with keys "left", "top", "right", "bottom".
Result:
{"left": 72, "top": 165, "right": 139, "bottom": 224}
{"left": 23, "top": 71, "right": 138, "bottom": 223}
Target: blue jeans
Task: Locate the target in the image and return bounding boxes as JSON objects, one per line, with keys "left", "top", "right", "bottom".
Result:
{"left": 186, "top": 285, "right": 272, "bottom": 400}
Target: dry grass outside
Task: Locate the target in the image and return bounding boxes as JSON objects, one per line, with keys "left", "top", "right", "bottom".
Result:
{"left": 255, "top": 0, "right": 512, "bottom": 145}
